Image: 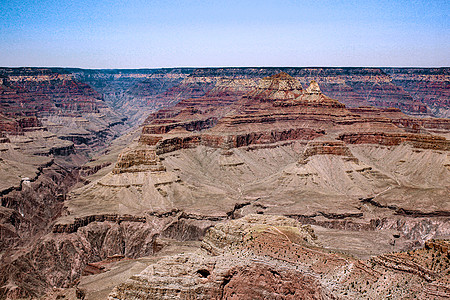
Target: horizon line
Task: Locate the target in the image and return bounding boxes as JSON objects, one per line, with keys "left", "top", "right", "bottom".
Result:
{"left": 1, "top": 65, "right": 449, "bottom": 70}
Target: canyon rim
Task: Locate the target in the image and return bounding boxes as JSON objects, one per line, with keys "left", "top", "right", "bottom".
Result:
{"left": 0, "top": 67, "right": 449, "bottom": 299}
{"left": 1, "top": 0, "right": 449, "bottom": 299}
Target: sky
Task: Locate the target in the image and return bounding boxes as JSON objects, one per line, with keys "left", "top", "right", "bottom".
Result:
{"left": 0, "top": 0, "right": 449, "bottom": 68}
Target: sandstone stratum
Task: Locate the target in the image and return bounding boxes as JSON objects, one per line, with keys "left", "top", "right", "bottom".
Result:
{"left": 109, "top": 215, "right": 450, "bottom": 300}
{"left": 0, "top": 68, "right": 449, "bottom": 299}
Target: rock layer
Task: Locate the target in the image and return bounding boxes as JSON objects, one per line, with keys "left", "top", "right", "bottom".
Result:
{"left": 109, "top": 215, "right": 450, "bottom": 300}
{"left": 138, "top": 73, "right": 449, "bottom": 156}
{"left": 1, "top": 68, "right": 449, "bottom": 299}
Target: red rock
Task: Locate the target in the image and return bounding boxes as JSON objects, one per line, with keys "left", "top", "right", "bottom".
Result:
{"left": 338, "top": 132, "right": 450, "bottom": 150}
{"left": 137, "top": 72, "right": 449, "bottom": 156}
{"left": 384, "top": 68, "right": 450, "bottom": 117}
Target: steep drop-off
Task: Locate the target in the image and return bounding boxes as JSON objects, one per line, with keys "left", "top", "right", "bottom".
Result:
{"left": 0, "top": 68, "right": 449, "bottom": 299}
{"left": 110, "top": 215, "right": 450, "bottom": 299}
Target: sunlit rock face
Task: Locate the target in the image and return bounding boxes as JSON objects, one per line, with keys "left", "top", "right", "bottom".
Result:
{"left": 109, "top": 215, "right": 450, "bottom": 300}
{"left": 138, "top": 72, "right": 449, "bottom": 153}
{"left": 245, "top": 72, "right": 303, "bottom": 102}
{"left": 1, "top": 67, "right": 449, "bottom": 299}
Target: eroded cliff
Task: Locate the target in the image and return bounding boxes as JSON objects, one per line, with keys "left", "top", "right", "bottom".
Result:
{"left": 1, "top": 69, "right": 449, "bottom": 299}
{"left": 110, "top": 215, "right": 450, "bottom": 299}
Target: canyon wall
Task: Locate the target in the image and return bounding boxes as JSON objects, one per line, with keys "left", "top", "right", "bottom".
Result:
{"left": 0, "top": 67, "right": 448, "bottom": 299}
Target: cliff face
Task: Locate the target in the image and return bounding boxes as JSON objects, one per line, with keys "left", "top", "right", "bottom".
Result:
{"left": 0, "top": 77, "right": 46, "bottom": 133}
{"left": 383, "top": 68, "right": 450, "bottom": 118}
{"left": 113, "top": 75, "right": 448, "bottom": 235}
{"left": 65, "top": 67, "right": 450, "bottom": 129}
{"left": 2, "top": 67, "right": 447, "bottom": 133}
{"left": 109, "top": 215, "right": 450, "bottom": 300}
{"left": 138, "top": 73, "right": 449, "bottom": 155}
{"left": 22, "top": 72, "right": 444, "bottom": 299}
{"left": 0, "top": 68, "right": 449, "bottom": 299}
{"left": 168, "top": 67, "right": 448, "bottom": 117}
{"left": 68, "top": 68, "right": 196, "bottom": 128}
{"left": 0, "top": 70, "right": 135, "bottom": 299}
{"left": 0, "top": 68, "right": 103, "bottom": 118}
{"left": 1, "top": 221, "right": 161, "bottom": 299}
{"left": 0, "top": 69, "right": 135, "bottom": 163}
{"left": 0, "top": 130, "right": 82, "bottom": 286}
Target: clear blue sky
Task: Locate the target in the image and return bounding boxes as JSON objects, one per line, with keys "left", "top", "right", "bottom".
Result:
{"left": 1, "top": 0, "right": 448, "bottom": 68}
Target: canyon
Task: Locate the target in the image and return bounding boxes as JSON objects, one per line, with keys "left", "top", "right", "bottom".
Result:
{"left": 0, "top": 67, "right": 449, "bottom": 299}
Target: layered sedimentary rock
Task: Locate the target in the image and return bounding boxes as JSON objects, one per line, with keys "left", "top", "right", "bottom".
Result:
{"left": 0, "top": 77, "right": 46, "bottom": 133}
{"left": 138, "top": 73, "right": 449, "bottom": 155}
{"left": 17, "top": 72, "right": 442, "bottom": 299}
{"left": 158, "top": 67, "right": 446, "bottom": 116}
{"left": 3, "top": 67, "right": 448, "bottom": 127}
{"left": 383, "top": 68, "right": 450, "bottom": 118}
{"left": 245, "top": 71, "right": 303, "bottom": 102}
{"left": 105, "top": 74, "right": 449, "bottom": 228}
{"left": 1, "top": 221, "right": 161, "bottom": 299}
{"left": 0, "top": 68, "right": 128, "bottom": 158}
{"left": 339, "top": 132, "right": 450, "bottom": 150}
{"left": 0, "top": 68, "right": 103, "bottom": 116}
{"left": 2, "top": 67, "right": 447, "bottom": 133}
{"left": 298, "top": 140, "right": 358, "bottom": 164}
{"left": 0, "top": 130, "right": 81, "bottom": 257}
{"left": 110, "top": 215, "right": 450, "bottom": 299}
{"left": 71, "top": 68, "right": 196, "bottom": 127}
{"left": 1, "top": 68, "right": 449, "bottom": 299}
{"left": 40, "top": 110, "right": 127, "bottom": 156}
{"left": 0, "top": 70, "right": 133, "bottom": 299}
{"left": 112, "top": 145, "right": 165, "bottom": 174}
{"left": 96, "top": 67, "right": 450, "bottom": 129}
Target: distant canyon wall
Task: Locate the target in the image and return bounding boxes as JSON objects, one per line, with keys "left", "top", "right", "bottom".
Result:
{"left": 1, "top": 67, "right": 447, "bottom": 135}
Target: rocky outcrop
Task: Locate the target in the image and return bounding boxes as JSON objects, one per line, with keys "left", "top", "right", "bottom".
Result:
{"left": 139, "top": 72, "right": 449, "bottom": 158}
{"left": 109, "top": 215, "right": 330, "bottom": 300}
{"left": 52, "top": 214, "right": 147, "bottom": 234}
{"left": 158, "top": 67, "right": 445, "bottom": 116}
{"left": 71, "top": 68, "right": 196, "bottom": 128}
{"left": 0, "top": 68, "right": 103, "bottom": 115}
{"left": 274, "top": 79, "right": 346, "bottom": 108}
{"left": 104, "top": 74, "right": 449, "bottom": 237}
{"left": 74, "top": 74, "right": 447, "bottom": 300}
{"left": 2, "top": 67, "right": 449, "bottom": 299}
{"left": 141, "top": 117, "right": 218, "bottom": 135}
{"left": 299, "top": 140, "right": 358, "bottom": 163}
{"left": 0, "top": 221, "right": 161, "bottom": 299}
{"left": 135, "top": 67, "right": 450, "bottom": 129}
{"left": 245, "top": 72, "right": 303, "bottom": 102}
{"left": 113, "top": 146, "right": 165, "bottom": 174}
{"left": 0, "top": 207, "right": 223, "bottom": 298}
{"left": 109, "top": 215, "right": 450, "bottom": 300}
{"left": 111, "top": 254, "right": 329, "bottom": 300}
{"left": 383, "top": 68, "right": 449, "bottom": 118}
{"left": 3, "top": 67, "right": 448, "bottom": 127}
{"left": 38, "top": 73, "right": 447, "bottom": 300}
{"left": 0, "top": 124, "right": 121, "bottom": 299}
{"left": 348, "top": 106, "right": 450, "bottom": 132}
{"left": 339, "top": 132, "right": 450, "bottom": 150}
{"left": 0, "top": 114, "right": 42, "bottom": 135}
{"left": 140, "top": 127, "right": 324, "bottom": 155}
{"left": 0, "top": 161, "right": 76, "bottom": 249}
{"left": 0, "top": 68, "right": 128, "bottom": 160}
{"left": 0, "top": 77, "right": 45, "bottom": 133}
{"left": 0, "top": 132, "right": 80, "bottom": 252}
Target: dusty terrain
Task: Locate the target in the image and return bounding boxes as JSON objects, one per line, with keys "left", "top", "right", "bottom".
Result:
{"left": 110, "top": 215, "right": 450, "bottom": 300}
{"left": 0, "top": 68, "right": 449, "bottom": 299}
